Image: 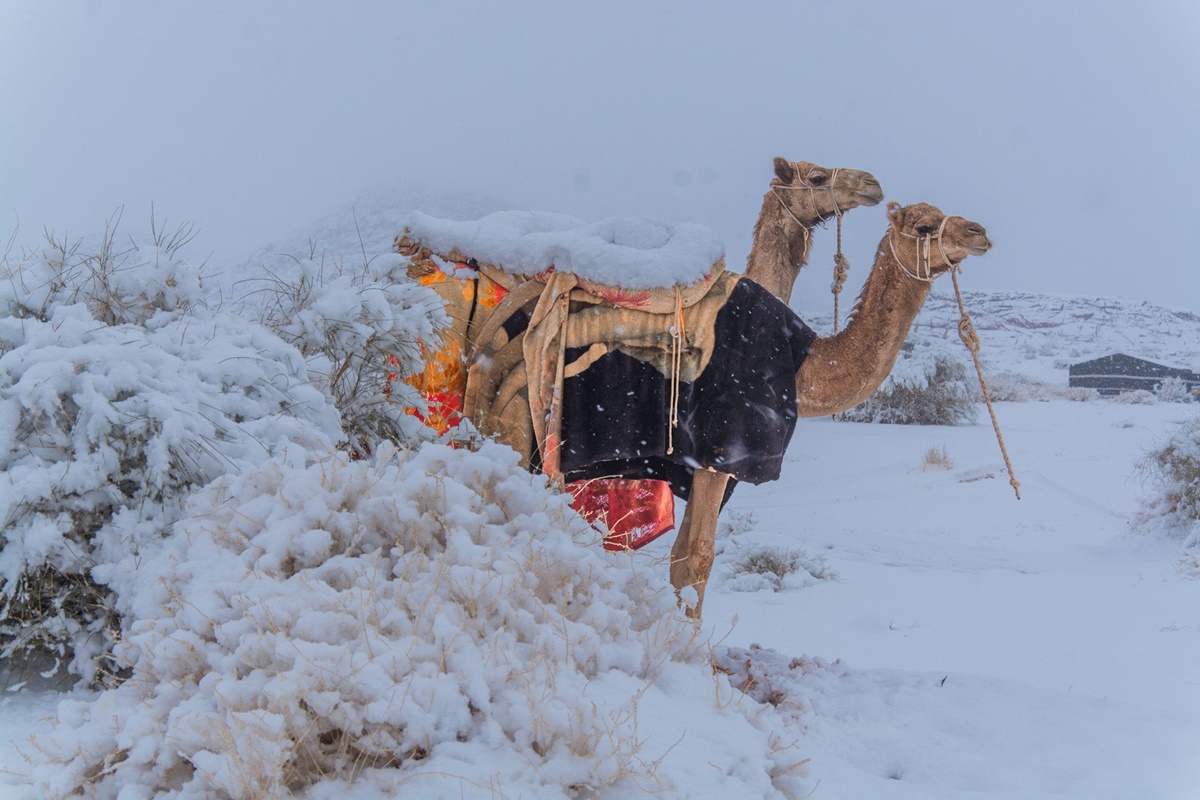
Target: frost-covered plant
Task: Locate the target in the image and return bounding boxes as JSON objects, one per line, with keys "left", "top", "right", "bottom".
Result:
{"left": 250, "top": 249, "right": 445, "bottom": 459}
{"left": 1136, "top": 416, "right": 1200, "bottom": 539}
{"left": 726, "top": 544, "right": 837, "bottom": 592}
{"left": 2, "top": 211, "right": 205, "bottom": 327}
{"left": 840, "top": 354, "right": 978, "bottom": 426}
{"left": 1156, "top": 376, "right": 1194, "bottom": 404}
{"left": 1178, "top": 547, "right": 1200, "bottom": 579}
{"left": 0, "top": 226, "right": 343, "bottom": 684}
{"left": 984, "top": 372, "right": 1097, "bottom": 403}
{"left": 1114, "top": 389, "right": 1156, "bottom": 405}
{"left": 713, "top": 644, "right": 849, "bottom": 726}
{"left": 29, "top": 442, "right": 808, "bottom": 799}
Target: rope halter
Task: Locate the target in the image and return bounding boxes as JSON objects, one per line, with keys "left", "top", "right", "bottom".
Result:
{"left": 888, "top": 212, "right": 960, "bottom": 282}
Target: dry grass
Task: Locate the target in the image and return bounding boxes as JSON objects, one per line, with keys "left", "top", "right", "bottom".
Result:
{"left": 920, "top": 444, "right": 954, "bottom": 471}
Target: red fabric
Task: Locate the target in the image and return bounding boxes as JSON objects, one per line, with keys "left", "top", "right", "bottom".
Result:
{"left": 568, "top": 478, "right": 675, "bottom": 551}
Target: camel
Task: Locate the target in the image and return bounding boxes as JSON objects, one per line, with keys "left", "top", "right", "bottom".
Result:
{"left": 744, "top": 157, "right": 883, "bottom": 304}
{"left": 458, "top": 201, "right": 991, "bottom": 619}
{"left": 668, "top": 202, "right": 992, "bottom": 616}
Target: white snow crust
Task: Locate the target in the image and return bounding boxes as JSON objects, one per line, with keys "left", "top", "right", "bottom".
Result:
{"left": 403, "top": 210, "right": 725, "bottom": 289}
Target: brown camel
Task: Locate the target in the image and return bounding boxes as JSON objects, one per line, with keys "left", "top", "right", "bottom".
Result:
{"left": 669, "top": 201, "right": 993, "bottom": 616}
{"left": 744, "top": 157, "right": 884, "bottom": 304}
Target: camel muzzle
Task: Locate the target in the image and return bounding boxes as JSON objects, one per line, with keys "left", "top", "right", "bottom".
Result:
{"left": 855, "top": 180, "right": 885, "bottom": 206}
{"left": 965, "top": 236, "right": 992, "bottom": 256}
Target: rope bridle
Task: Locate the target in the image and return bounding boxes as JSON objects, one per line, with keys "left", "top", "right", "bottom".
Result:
{"left": 888, "top": 213, "right": 1021, "bottom": 500}
{"left": 887, "top": 213, "right": 956, "bottom": 282}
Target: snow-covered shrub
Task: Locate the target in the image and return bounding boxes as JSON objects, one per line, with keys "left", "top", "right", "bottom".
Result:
{"left": 0, "top": 228, "right": 343, "bottom": 685}
{"left": 1114, "top": 389, "right": 1156, "bottom": 405}
{"left": 1156, "top": 376, "right": 1194, "bottom": 403}
{"left": 3, "top": 213, "right": 205, "bottom": 327}
{"left": 30, "top": 442, "right": 808, "bottom": 799}
{"left": 840, "top": 354, "right": 978, "bottom": 426}
{"left": 713, "top": 644, "right": 848, "bottom": 728}
{"left": 1178, "top": 548, "right": 1200, "bottom": 579}
{"left": 726, "top": 544, "right": 837, "bottom": 592}
{"left": 983, "top": 372, "right": 1098, "bottom": 402}
{"left": 1136, "top": 416, "right": 1200, "bottom": 540}
{"left": 251, "top": 250, "right": 445, "bottom": 458}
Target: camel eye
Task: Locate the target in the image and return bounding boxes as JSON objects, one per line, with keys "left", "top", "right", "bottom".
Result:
{"left": 808, "top": 174, "right": 827, "bottom": 186}
{"left": 916, "top": 225, "right": 933, "bottom": 236}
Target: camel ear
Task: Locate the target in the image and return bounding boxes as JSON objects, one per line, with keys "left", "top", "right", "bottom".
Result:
{"left": 773, "top": 157, "right": 795, "bottom": 183}
{"left": 887, "top": 201, "right": 904, "bottom": 227}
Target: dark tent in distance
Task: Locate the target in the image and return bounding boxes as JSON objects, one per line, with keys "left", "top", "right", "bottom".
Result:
{"left": 1068, "top": 353, "right": 1200, "bottom": 398}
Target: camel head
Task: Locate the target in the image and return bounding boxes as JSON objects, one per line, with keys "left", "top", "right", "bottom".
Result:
{"left": 770, "top": 157, "right": 884, "bottom": 224}
{"left": 884, "top": 201, "right": 992, "bottom": 281}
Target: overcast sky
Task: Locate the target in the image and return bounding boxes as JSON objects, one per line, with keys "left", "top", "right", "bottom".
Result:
{"left": 2, "top": 1, "right": 1198, "bottom": 312}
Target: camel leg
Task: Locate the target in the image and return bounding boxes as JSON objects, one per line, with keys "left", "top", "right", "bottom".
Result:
{"left": 669, "top": 469, "right": 731, "bottom": 619}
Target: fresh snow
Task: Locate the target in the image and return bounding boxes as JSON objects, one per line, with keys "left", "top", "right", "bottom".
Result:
{"left": 402, "top": 210, "right": 725, "bottom": 288}
{"left": 2, "top": 199, "right": 1198, "bottom": 799}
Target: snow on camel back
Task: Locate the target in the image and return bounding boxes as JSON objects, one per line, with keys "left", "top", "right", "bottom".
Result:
{"left": 397, "top": 210, "right": 726, "bottom": 304}
{"left": 395, "top": 211, "right": 728, "bottom": 551}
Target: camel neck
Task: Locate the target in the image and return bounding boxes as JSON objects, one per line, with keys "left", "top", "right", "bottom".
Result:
{"left": 744, "top": 190, "right": 815, "bottom": 304}
{"left": 794, "top": 243, "right": 933, "bottom": 418}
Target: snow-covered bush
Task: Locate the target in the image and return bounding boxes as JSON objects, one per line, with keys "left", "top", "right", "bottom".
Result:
{"left": 983, "top": 372, "right": 1097, "bottom": 402}
{"left": 0, "top": 226, "right": 343, "bottom": 684}
{"left": 1114, "top": 389, "right": 1156, "bottom": 405}
{"left": 713, "top": 644, "right": 848, "bottom": 728}
{"left": 840, "top": 354, "right": 978, "bottom": 426}
{"left": 30, "top": 443, "right": 808, "bottom": 799}
{"left": 1136, "top": 416, "right": 1200, "bottom": 542}
{"left": 251, "top": 250, "right": 445, "bottom": 459}
{"left": 726, "top": 545, "right": 837, "bottom": 593}
{"left": 1156, "top": 376, "right": 1194, "bottom": 403}
{"left": 3, "top": 213, "right": 206, "bottom": 327}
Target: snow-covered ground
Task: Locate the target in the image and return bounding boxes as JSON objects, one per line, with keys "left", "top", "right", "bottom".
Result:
{"left": 2, "top": 197, "right": 1197, "bottom": 797}
{"left": 5, "top": 396, "right": 1196, "bottom": 798}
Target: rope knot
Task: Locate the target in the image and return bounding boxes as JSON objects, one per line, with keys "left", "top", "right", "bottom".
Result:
{"left": 957, "top": 315, "right": 981, "bottom": 353}
{"left": 831, "top": 252, "right": 850, "bottom": 293}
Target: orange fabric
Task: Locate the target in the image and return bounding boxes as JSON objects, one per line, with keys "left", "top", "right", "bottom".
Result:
{"left": 388, "top": 266, "right": 509, "bottom": 434}
{"left": 568, "top": 478, "right": 675, "bottom": 551}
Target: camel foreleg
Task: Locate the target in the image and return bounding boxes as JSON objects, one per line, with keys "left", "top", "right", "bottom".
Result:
{"left": 669, "top": 469, "right": 731, "bottom": 619}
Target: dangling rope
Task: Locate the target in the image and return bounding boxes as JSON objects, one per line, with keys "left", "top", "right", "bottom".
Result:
{"left": 923, "top": 220, "right": 1022, "bottom": 501}
{"left": 667, "top": 286, "right": 686, "bottom": 455}
{"left": 949, "top": 268, "right": 1022, "bottom": 500}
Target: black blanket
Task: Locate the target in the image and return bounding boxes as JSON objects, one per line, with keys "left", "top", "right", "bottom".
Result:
{"left": 557, "top": 278, "right": 815, "bottom": 500}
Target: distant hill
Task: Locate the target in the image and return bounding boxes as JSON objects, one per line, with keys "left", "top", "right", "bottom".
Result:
{"left": 798, "top": 289, "right": 1200, "bottom": 387}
